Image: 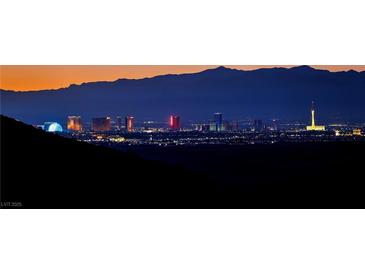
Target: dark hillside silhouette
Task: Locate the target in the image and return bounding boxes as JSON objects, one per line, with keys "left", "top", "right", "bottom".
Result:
{"left": 0, "top": 115, "right": 214, "bottom": 208}
{"left": 1, "top": 115, "right": 365, "bottom": 208}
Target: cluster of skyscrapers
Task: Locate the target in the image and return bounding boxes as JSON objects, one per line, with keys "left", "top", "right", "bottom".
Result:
{"left": 170, "top": 113, "right": 241, "bottom": 132}
{"left": 41, "top": 102, "right": 342, "bottom": 134}
{"left": 65, "top": 116, "right": 135, "bottom": 132}
{"left": 194, "top": 113, "right": 240, "bottom": 132}
{"left": 65, "top": 113, "right": 235, "bottom": 132}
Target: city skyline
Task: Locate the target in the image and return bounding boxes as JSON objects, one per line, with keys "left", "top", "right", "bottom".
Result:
{"left": 39, "top": 104, "right": 364, "bottom": 146}
{"left": 41, "top": 101, "right": 362, "bottom": 133}
{"left": 2, "top": 65, "right": 364, "bottom": 125}
{"left": 1, "top": 65, "right": 365, "bottom": 91}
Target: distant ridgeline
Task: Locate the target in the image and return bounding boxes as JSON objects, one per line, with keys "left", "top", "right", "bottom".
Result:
{"left": 1, "top": 66, "right": 365, "bottom": 124}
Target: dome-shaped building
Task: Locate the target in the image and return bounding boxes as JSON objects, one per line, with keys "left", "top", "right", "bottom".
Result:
{"left": 44, "top": 122, "right": 63, "bottom": 132}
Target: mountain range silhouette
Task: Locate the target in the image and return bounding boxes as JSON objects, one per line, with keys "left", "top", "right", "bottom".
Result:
{"left": 1, "top": 66, "right": 364, "bottom": 124}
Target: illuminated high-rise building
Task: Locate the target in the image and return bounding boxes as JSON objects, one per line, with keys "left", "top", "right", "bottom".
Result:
{"left": 209, "top": 122, "right": 216, "bottom": 131}
{"left": 116, "top": 116, "right": 122, "bottom": 130}
{"left": 169, "top": 115, "right": 180, "bottom": 130}
{"left": 306, "top": 101, "right": 325, "bottom": 131}
{"left": 125, "top": 116, "right": 134, "bottom": 132}
{"left": 92, "top": 117, "right": 111, "bottom": 131}
{"left": 67, "top": 116, "right": 83, "bottom": 131}
{"left": 214, "top": 113, "right": 223, "bottom": 131}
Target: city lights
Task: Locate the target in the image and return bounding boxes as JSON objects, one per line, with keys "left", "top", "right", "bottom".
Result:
{"left": 36, "top": 103, "right": 365, "bottom": 147}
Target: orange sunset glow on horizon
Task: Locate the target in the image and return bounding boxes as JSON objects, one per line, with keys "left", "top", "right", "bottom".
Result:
{"left": 1, "top": 65, "right": 364, "bottom": 92}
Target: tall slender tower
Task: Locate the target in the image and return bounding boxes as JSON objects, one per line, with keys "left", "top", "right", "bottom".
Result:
{"left": 306, "top": 101, "right": 325, "bottom": 131}
{"left": 311, "top": 101, "right": 316, "bottom": 127}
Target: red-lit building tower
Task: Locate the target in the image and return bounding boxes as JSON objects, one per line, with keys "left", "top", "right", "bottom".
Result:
{"left": 169, "top": 115, "right": 180, "bottom": 130}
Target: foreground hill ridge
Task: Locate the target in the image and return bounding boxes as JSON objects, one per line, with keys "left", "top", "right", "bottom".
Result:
{"left": 1, "top": 115, "right": 365, "bottom": 209}
{"left": 0, "top": 115, "right": 214, "bottom": 208}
